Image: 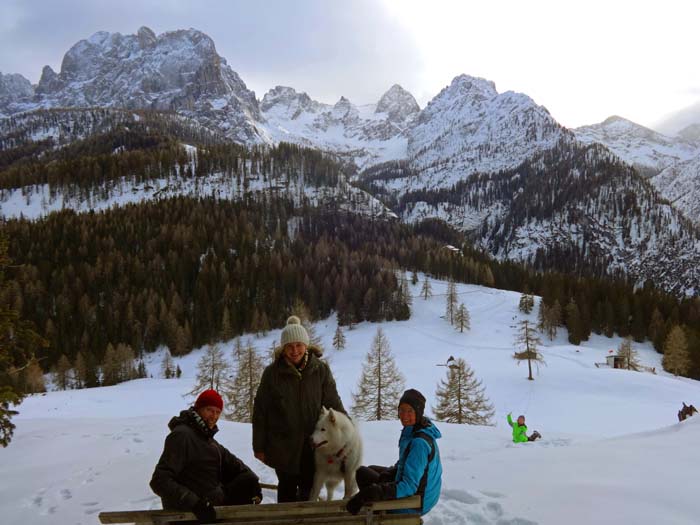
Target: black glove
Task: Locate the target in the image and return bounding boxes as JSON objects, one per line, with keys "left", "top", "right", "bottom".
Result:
{"left": 192, "top": 498, "right": 217, "bottom": 524}
{"left": 379, "top": 466, "right": 397, "bottom": 483}
{"left": 346, "top": 483, "right": 386, "bottom": 515}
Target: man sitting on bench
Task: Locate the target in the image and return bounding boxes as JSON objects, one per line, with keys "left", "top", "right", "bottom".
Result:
{"left": 150, "top": 389, "right": 262, "bottom": 523}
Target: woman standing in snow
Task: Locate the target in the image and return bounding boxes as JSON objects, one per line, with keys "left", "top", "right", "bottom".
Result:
{"left": 346, "top": 389, "right": 443, "bottom": 516}
{"left": 252, "top": 316, "right": 345, "bottom": 502}
{"left": 507, "top": 413, "right": 541, "bottom": 442}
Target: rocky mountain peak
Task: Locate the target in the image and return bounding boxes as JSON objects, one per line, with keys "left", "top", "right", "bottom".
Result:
{"left": 0, "top": 72, "right": 34, "bottom": 101}
{"left": 260, "top": 86, "right": 313, "bottom": 113}
{"left": 137, "top": 26, "right": 157, "bottom": 48}
{"left": 375, "top": 84, "right": 419, "bottom": 122}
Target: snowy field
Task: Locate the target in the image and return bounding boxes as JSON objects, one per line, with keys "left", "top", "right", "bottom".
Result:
{"left": 1, "top": 279, "right": 699, "bottom": 525}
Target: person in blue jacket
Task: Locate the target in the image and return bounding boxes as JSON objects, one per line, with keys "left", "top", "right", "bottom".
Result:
{"left": 346, "top": 389, "right": 442, "bottom": 516}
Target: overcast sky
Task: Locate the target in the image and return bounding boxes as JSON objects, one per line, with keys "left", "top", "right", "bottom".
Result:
{"left": 2, "top": 0, "right": 699, "bottom": 130}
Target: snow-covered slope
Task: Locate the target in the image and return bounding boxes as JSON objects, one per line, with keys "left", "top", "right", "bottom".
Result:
{"left": 261, "top": 84, "right": 417, "bottom": 169}
{"left": 2, "top": 279, "right": 699, "bottom": 525}
{"left": 651, "top": 155, "right": 700, "bottom": 224}
{"left": 575, "top": 115, "right": 699, "bottom": 177}
{"left": 405, "top": 75, "right": 570, "bottom": 189}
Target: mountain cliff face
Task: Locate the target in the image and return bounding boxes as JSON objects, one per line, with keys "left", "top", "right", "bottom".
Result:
{"left": 4, "top": 27, "right": 264, "bottom": 144}
{"left": 406, "top": 75, "right": 570, "bottom": 189}
{"left": 260, "top": 84, "right": 418, "bottom": 170}
{"left": 0, "top": 72, "right": 34, "bottom": 115}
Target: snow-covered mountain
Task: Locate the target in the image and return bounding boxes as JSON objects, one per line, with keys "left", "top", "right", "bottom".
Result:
{"left": 406, "top": 75, "right": 570, "bottom": 189}
{"left": 574, "top": 115, "right": 699, "bottom": 177}
{"left": 2, "top": 280, "right": 700, "bottom": 525}
{"left": 651, "top": 156, "right": 700, "bottom": 226}
{"left": 3, "top": 27, "right": 264, "bottom": 144}
{"left": 2, "top": 26, "right": 699, "bottom": 294}
{"left": 261, "top": 84, "right": 417, "bottom": 169}
{"left": 574, "top": 116, "right": 700, "bottom": 224}
{"left": 0, "top": 72, "right": 34, "bottom": 113}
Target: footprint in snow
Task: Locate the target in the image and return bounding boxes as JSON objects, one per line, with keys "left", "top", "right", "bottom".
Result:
{"left": 441, "top": 489, "right": 480, "bottom": 504}
{"left": 60, "top": 488, "right": 72, "bottom": 500}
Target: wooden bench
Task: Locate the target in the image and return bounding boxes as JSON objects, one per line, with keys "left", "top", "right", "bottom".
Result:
{"left": 98, "top": 495, "right": 422, "bottom": 525}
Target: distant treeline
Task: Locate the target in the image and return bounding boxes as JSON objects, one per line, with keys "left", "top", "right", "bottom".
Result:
{"left": 2, "top": 196, "right": 699, "bottom": 381}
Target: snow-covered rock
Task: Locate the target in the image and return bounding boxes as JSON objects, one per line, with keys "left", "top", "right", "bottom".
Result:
{"left": 8, "top": 27, "right": 265, "bottom": 144}
{"left": 405, "top": 74, "right": 570, "bottom": 189}
{"left": 652, "top": 154, "right": 700, "bottom": 224}
{"left": 0, "top": 72, "right": 35, "bottom": 115}
{"left": 261, "top": 85, "right": 416, "bottom": 169}
{"left": 574, "top": 115, "right": 699, "bottom": 177}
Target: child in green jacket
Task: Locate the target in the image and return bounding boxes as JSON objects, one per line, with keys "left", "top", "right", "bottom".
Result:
{"left": 507, "top": 413, "right": 541, "bottom": 443}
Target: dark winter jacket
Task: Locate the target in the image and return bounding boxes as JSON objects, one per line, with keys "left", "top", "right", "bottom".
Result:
{"left": 394, "top": 419, "right": 442, "bottom": 515}
{"left": 150, "top": 408, "right": 254, "bottom": 510}
{"left": 252, "top": 345, "right": 345, "bottom": 474}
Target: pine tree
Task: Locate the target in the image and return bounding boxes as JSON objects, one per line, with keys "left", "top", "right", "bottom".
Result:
{"left": 351, "top": 328, "right": 405, "bottom": 421}
{"left": 101, "top": 343, "right": 119, "bottom": 386}
{"left": 519, "top": 293, "right": 535, "bottom": 314}
{"left": 662, "top": 326, "right": 691, "bottom": 376}
{"left": 514, "top": 320, "right": 545, "bottom": 380}
{"left": 175, "top": 364, "right": 182, "bottom": 378}
{"left": 221, "top": 307, "right": 234, "bottom": 341}
{"left": 454, "top": 303, "right": 471, "bottom": 332}
{"left": 189, "top": 343, "right": 231, "bottom": 396}
{"left": 74, "top": 352, "right": 87, "bottom": 389}
{"left": 52, "top": 354, "right": 72, "bottom": 390}
{"left": 224, "top": 340, "right": 263, "bottom": 423}
{"left": 445, "top": 279, "right": 457, "bottom": 325}
{"left": 411, "top": 271, "right": 419, "bottom": 286}
{"left": 332, "top": 325, "right": 346, "bottom": 352}
{"left": 538, "top": 300, "right": 561, "bottom": 341}
{"left": 23, "top": 357, "right": 46, "bottom": 393}
{"left": 291, "top": 299, "right": 323, "bottom": 349}
{"left": 433, "top": 358, "right": 494, "bottom": 425}
{"left": 1, "top": 231, "right": 47, "bottom": 446}
{"left": 617, "top": 337, "right": 641, "bottom": 371}
{"left": 161, "top": 349, "right": 175, "bottom": 379}
{"left": 421, "top": 275, "right": 432, "bottom": 300}
{"left": 565, "top": 298, "right": 583, "bottom": 345}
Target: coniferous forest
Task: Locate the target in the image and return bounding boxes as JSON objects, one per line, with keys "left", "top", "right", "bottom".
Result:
{"left": 1, "top": 110, "right": 699, "bottom": 402}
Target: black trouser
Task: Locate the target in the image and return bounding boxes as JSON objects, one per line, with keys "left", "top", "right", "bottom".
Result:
{"left": 223, "top": 470, "right": 262, "bottom": 505}
{"left": 275, "top": 441, "right": 316, "bottom": 502}
{"left": 356, "top": 465, "right": 394, "bottom": 489}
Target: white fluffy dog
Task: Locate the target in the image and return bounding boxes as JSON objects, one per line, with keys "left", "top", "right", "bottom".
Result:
{"left": 309, "top": 407, "right": 363, "bottom": 501}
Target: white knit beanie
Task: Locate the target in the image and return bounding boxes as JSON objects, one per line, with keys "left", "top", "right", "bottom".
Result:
{"left": 280, "top": 315, "right": 310, "bottom": 347}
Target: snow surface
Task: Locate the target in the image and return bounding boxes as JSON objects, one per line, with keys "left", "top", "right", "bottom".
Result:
{"left": 2, "top": 279, "right": 699, "bottom": 525}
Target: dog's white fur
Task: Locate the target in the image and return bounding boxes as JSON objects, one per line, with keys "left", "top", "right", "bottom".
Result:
{"left": 308, "top": 407, "right": 363, "bottom": 501}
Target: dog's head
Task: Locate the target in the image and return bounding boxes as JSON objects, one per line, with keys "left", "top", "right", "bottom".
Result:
{"left": 310, "top": 406, "right": 342, "bottom": 451}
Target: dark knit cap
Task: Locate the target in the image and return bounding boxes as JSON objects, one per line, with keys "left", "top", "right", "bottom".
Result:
{"left": 399, "top": 388, "right": 426, "bottom": 421}
{"left": 194, "top": 389, "right": 224, "bottom": 411}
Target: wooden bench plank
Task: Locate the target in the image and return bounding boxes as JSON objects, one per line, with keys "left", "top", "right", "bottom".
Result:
{"left": 99, "top": 496, "right": 421, "bottom": 524}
